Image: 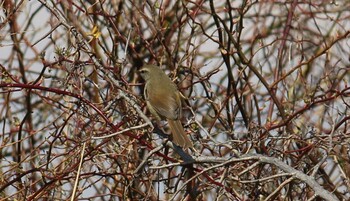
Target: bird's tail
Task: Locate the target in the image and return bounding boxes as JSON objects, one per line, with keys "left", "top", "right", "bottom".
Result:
{"left": 168, "top": 119, "right": 193, "bottom": 149}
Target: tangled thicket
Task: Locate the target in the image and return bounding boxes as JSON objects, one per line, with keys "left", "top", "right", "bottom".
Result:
{"left": 0, "top": 1, "right": 349, "bottom": 200}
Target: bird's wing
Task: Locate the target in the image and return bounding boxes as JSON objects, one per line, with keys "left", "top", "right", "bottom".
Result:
{"left": 148, "top": 90, "right": 181, "bottom": 120}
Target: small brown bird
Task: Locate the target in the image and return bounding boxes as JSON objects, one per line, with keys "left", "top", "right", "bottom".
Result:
{"left": 139, "top": 65, "right": 193, "bottom": 149}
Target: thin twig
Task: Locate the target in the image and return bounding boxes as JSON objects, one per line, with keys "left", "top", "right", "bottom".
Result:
{"left": 71, "top": 142, "right": 86, "bottom": 201}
